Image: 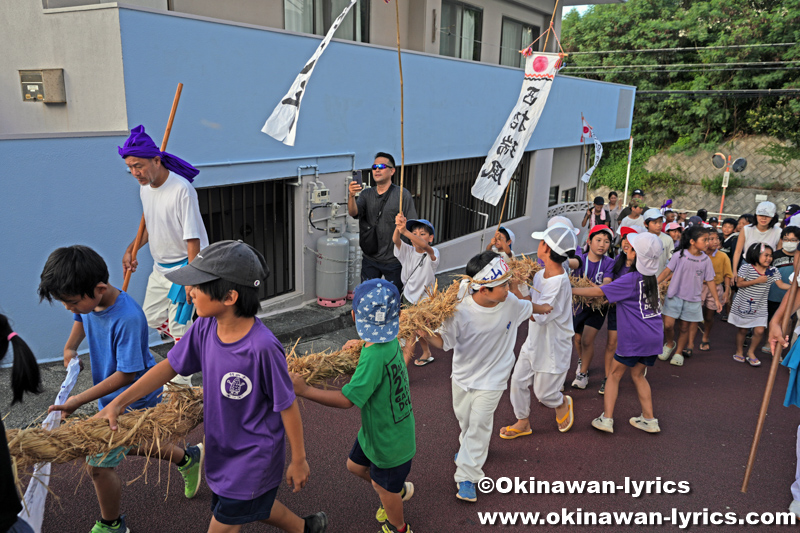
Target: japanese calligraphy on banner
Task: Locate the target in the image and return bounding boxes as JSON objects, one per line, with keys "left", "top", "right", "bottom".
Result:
{"left": 471, "top": 52, "right": 563, "bottom": 205}
{"left": 580, "top": 117, "right": 603, "bottom": 183}
{"left": 262, "top": 0, "right": 357, "bottom": 146}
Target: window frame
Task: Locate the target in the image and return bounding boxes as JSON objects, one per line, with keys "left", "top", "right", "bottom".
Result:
{"left": 439, "top": 0, "right": 483, "bottom": 62}
{"left": 499, "top": 16, "right": 541, "bottom": 68}
{"left": 284, "top": 0, "right": 370, "bottom": 43}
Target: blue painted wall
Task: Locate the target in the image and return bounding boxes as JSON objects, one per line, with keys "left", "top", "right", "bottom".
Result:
{"left": 1, "top": 7, "right": 633, "bottom": 363}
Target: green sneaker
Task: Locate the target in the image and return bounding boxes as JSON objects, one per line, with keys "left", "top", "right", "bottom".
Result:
{"left": 375, "top": 482, "right": 414, "bottom": 522}
{"left": 381, "top": 522, "right": 413, "bottom": 533}
{"left": 90, "top": 515, "right": 129, "bottom": 533}
{"left": 178, "top": 443, "right": 204, "bottom": 499}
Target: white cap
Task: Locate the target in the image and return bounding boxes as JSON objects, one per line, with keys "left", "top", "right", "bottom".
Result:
{"left": 643, "top": 208, "right": 664, "bottom": 222}
{"left": 548, "top": 215, "right": 580, "bottom": 235}
{"left": 499, "top": 226, "right": 515, "bottom": 244}
{"left": 532, "top": 224, "right": 578, "bottom": 257}
{"left": 756, "top": 201, "right": 776, "bottom": 217}
{"left": 627, "top": 232, "right": 663, "bottom": 276}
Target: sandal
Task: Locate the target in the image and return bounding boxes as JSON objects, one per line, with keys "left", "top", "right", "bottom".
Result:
{"left": 499, "top": 426, "right": 532, "bottom": 440}
{"left": 747, "top": 356, "right": 762, "bottom": 367}
{"left": 732, "top": 354, "right": 745, "bottom": 363}
{"left": 682, "top": 349, "right": 693, "bottom": 358}
{"left": 557, "top": 395, "right": 574, "bottom": 433}
{"left": 699, "top": 342, "right": 710, "bottom": 351}
{"left": 414, "top": 356, "right": 435, "bottom": 366}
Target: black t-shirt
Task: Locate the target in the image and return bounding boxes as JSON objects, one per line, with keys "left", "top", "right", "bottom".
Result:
{"left": 1, "top": 415, "right": 23, "bottom": 532}
{"left": 721, "top": 233, "right": 738, "bottom": 264}
{"left": 355, "top": 184, "right": 418, "bottom": 263}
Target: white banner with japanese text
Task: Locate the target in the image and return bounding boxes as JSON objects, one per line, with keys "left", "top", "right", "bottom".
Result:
{"left": 471, "top": 52, "right": 562, "bottom": 205}
{"left": 580, "top": 117, "right": 603, "bottom": 183}
{"left": 262, "top": 0, "right": 358, "bottom": 146}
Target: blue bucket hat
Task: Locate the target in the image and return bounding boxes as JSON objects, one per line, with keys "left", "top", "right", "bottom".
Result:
{"left": 405, "top": 218, "right": 435, "bottom": 236}
{"left": 352, "top": 279, "right": 401, "bottom": 343}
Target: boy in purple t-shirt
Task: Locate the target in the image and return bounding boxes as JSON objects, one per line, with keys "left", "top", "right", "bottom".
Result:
{"left": 98, "top": 241, "right": 327, "bottom": 533}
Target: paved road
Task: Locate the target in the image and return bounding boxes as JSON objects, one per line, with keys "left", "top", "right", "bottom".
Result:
{"left": 28, "top": 316, "right": 800, "bottom": 531}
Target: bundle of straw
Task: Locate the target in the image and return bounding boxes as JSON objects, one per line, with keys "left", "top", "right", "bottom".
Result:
{"left": 570, "top": 276, "right": 609, "bottom": 312}
{"left": 659, "top": 280, "right": 670, "bottom": 302}
{"left": 398, "top": 279, "right": 462, "bottom": 341}
{"left": 508, "top": 255, "right": 542, "bottom": 285}
{"left": 7, "top": 386, "right": 203, "bottom": 474}
{"left": 286, "top": 339, "right": 364, "bottom": 387}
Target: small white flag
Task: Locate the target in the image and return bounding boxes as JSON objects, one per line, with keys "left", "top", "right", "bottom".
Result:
{"left": 471, "top": 52, "right": 562, "bottom": 206}
{"left": 262, "top": 0, "right": 358, "bottom": 146}
{"left": 580, "top": 117, "right": 603, "bottom": 183}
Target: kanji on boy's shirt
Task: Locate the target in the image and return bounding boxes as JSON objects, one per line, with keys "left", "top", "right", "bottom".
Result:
{"left": 167, "top": 317, "right": 295, "bottom": 500}
{"left": 601, "top": 272, "right": 663, "bottom": 357}
{"left": 665, "top": 251, "right": 715, "bottom": 302}
{"left": 440, "top": 293, "right": 533, "bottom": 391}
{"left": 341, "top": 339, "right": 415, "bottom": 469}
{"left": 74, "top": 290, "right": 160, "bottom": 410}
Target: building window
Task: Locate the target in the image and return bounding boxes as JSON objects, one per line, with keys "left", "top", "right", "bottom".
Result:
{"left": 561, "top": 187, "right": 576, "bottom": 204}
{"left": 440, "top": 1, "right": 483, "bottom": 61}
{"left": 284, "top": 0, "right": 369, "bottom": 43}
{"left": 499, "top": 17, "right": 540, "bottom": 68}
{"left": 548, "top": 185, "right": 559, "bottom": 207}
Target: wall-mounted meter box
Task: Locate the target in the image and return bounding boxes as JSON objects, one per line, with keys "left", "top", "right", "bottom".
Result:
{"left": 19, "top": 69, "right": 66, "bottom": 103}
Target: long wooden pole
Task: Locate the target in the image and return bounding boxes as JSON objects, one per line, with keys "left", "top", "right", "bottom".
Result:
{"left": 741, "top": 248, "right": 800, "bottom": 492}
{"left": 122, "top": 83, "right": 184, "bottom": 292}
{"left": 394, "top": 0, "right": 405, "bottom": 214}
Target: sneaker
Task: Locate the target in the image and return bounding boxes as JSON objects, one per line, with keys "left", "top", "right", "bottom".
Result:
{"left": 178, "top": 443, "right": 205, "bottom": 499}
{"left": 720, "top": 313, "right": 728, "bottom": 322}
{"left": 376, "top": 483, "right": 414, "bottom": 522}
{"left": 658, "top": 342, "right": 676, "bottom": 361}
{"left": 789, "top": 499, "right": 800, "bottom": 519}
{"left": 571, "top": 372, "right": 588, "bottom": 389}
{"left": 90, "top": 516, "right": 129, "bottom": 533}
{"left": 381, "top": 522, "right": 413, "bottom": 533}
{"left": 630, "top": 415, "right": 661, "bottom": 433}
{"left": 303, "top": 511, "right": 328, "bottom": 533}
{"left": 762, "top": 344, "right": 772, "bottom": 354}
{"left": 591, "top": 414, "right": 614, "bottom": 433}
{"left": 456, "top": 481, "right": 477, "bottom": 502}
{"left": 670, "top": 353, "right": 684, "bottom": 366}
{"left": 598, "top": 377, "right": 606, "bottom": 395}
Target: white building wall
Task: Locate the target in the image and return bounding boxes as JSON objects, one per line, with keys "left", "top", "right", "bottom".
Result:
{"left": 0, "top": 1, "right": 129, "bottom": 137}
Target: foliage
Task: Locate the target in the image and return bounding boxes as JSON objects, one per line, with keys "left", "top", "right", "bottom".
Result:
{"left": 700, "top": 174, "right": 744, "bottom": 195}
{"left": 561, "top": 0, "right": 800, "bottom": 155}
{"left": 757, "top": 142, "right": 800, "bottom": 166}
{"left": 760, "top": 181, "right": 790, "bottom": 191}
{"left": 590, "top": 141, "right": 687, "bottom": 197}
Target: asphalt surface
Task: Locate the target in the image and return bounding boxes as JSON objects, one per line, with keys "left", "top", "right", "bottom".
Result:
{"left": 11, "top": 315, "right": 800, "bottom": 532}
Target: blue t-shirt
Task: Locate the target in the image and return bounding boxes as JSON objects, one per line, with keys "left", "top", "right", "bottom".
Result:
{"left": 74, "top": 290, "right": 161, "bottom": 410}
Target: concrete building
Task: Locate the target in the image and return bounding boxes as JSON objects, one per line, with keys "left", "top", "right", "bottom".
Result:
{"left": 1, "top": 0, "right": 634, "bottom": 362}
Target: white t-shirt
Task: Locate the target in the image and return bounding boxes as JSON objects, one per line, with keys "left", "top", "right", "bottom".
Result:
{"left": 141, "top": 173, "right": 209, "bottom": 274}
{"left": 393, "top": 242, "right": 440, "bottom": 304}
{"left": 620, "top": 215, "right": 646, "bottom": 230}
{"left": 519, "top": 270, "right": 574, "bottom": 374}
{"left": 656, "top": 232, "right": 674, "bottom": 275}
{"left": 742, "top": 224, "right": 782, "bottom": 254}
{"left": 440, "top": 292, "right": 532, "bottom": 391}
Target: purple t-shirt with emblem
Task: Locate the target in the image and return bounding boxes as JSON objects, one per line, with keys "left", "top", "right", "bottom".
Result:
{"left": 665, "top": 251, "right": 715, "bottom": 302}
{"left": 602, "top": 272, "right": 664, "bottom": 357}
{"left": 168, "top": 317, "right": 296, "bottom": 499}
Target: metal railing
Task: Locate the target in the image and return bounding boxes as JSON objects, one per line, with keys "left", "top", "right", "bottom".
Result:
{"left": 197, "top": 179, "right": 296, "bottom": 300}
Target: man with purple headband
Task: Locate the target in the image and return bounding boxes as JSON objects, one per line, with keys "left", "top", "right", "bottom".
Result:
{"left": 119, "top": 125, "right": 208, "bottom": 386}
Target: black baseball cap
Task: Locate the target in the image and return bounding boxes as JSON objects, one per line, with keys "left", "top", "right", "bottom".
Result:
{"left": 165, "top": 240, "right": 269, "bottom": 288}
{"left": 786, "top": 204, "right": 800, "bottom": 215}
{"left": 632, "top": 189, "right": 644, "bottom": 196}
{"left": 709, "top": 216, "right": 719, "bottom": 223}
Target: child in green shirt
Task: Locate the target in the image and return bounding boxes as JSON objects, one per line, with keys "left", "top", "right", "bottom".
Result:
{"left": 291, "top": 279, "right": 415, "bottom": 533}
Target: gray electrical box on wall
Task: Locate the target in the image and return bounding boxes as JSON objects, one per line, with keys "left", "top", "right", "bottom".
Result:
{"left": 19, "top": 69, "right": 66, "bottom": 103}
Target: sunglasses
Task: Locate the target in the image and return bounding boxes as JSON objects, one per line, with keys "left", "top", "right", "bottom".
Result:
{"left": 372, "top": 164, "right": 394, "bottom": 170}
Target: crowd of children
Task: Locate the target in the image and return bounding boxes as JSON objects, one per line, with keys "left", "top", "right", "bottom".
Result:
{"left": 9, "top": 190, "right": 800, "bottom": 532}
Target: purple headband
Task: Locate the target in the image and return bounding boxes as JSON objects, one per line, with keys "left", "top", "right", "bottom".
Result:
{"left": 118, "top": 125, "right": 199, "bottom": 183}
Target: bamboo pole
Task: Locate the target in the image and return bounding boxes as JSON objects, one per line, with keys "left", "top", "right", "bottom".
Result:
{"left": 394, "top": 0, "right": 405, "bottom": 215}
{"left": 741, "top": 248, "right": 800, "bottom": 492}
{"left": 123, "top": 83, "right": 184, "bottom": 292}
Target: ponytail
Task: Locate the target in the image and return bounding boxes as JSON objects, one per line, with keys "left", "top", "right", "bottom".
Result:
{"left": 0, "top": 314, "right": 41, "bottom": 404}
{"left": 674, "top": 225, "right": 708, "bottom": 258}
{"left": 642, "top": 274, "right": 660, "bottom": 313}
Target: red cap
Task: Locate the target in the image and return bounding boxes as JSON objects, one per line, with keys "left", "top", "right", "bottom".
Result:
{"left": 589, "top": 224, "right": 614, "bottom": 239}
{"left": 619, "top": 226, "right": 640, "bottom": 238}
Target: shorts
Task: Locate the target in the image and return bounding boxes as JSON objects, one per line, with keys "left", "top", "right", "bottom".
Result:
{"left": 607, "top": 306, "right": 617, "bottom": 331}
{"left": 573, "top": 307, "right": 607, "bottom": 334}
{"left": 614, "top": 354, "right": 658, "bottom": 367}
{"left": 349, "top": 437, "right": 412, "bottom": 493}
{"left": 211, "top": 486, "right": 279, "bottom": 525}
{"left": 86, "top": 446, "right": 132, "bottom": 468}
{"left": 701, "top": 283, "right": 726, "bottom": 310}
{"left": 662, "top": 296, "right": 703, "bottom": 323}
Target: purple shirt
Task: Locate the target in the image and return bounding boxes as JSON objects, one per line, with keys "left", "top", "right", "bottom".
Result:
{"left": 665, "top": 251, "right": 715, "bottom": 302}
{"left": 575, "top": 251, "right": 615, "bottom": 285}
{"left": 168, "top": 317, "right": 296, "bottom": 499}
{"left": 602, "top": 272, "right": 664, "bottom": 357}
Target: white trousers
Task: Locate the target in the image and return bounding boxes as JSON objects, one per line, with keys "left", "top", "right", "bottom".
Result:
{"left": 510, "top": 355, "right": 566, "bottom": 418}
{"left": 143, "top": 267, "right": 193, "bottom": 340}
{"left": 452, "top": 381, "right": 503, "bottom": 483}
